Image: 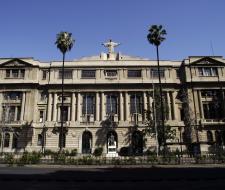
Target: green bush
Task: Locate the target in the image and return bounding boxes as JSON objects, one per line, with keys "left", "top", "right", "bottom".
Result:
{"left": 19, "top": 151, "right": 41, "bottom": 165}
{"left": 70, "top": 149, "right": 77, "bottom": 156}
{"left": 4, "top": 153, "right": 14, "bottom": 165}
{"left": 93, "top": 147, "right": 103, "bottom": 157}
{"left": 53, "top": 153, "right": 66, "bottom": 164}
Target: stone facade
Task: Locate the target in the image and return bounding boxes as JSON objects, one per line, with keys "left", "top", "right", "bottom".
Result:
{"left": 0, "top": 43, "right": 225, "bottom": 155}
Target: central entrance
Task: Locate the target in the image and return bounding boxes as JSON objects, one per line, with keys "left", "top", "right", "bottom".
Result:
{"left": 106, "top": 131, "right": 118, "bottom": 157}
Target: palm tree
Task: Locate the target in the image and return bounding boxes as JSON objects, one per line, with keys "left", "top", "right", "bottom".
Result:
{"left": 147, "top": 25, "right": 167, "bottom": 154}
{"left": 55, "top": 32, "right": 75, "bottom": 152}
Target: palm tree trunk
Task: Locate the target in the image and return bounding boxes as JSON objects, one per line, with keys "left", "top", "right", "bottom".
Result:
{"left": 156, "top": 45, "right": 166, "bottom": 156}
{"left": 60, "top": 53, "right": 65, "bottom": 153}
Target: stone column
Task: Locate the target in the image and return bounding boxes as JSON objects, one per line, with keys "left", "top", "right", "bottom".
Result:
{"left": 20, "top": 92, "right": 26, "bottom": 121}
{"left": 171, "top": 91, "right": 176, "bottom": 120}
{"left": 125, "top": 92, "right": 129, "bottom": 121}
{"left": 14, "top": 106, "right": 18, "bottom": 121}
{"left": 198, "top": 90, "right": 204, "bottom": 119}
{"left": 101, "top": 92, "right": 105, "bottom": 120}
{"left": 143, "top": 91, "right": 147, "bottom": 121}
{"left": 0, "top": 93, "right": 3, "bottom": 121}
{"left": 57, "top": 106, "right": 60, "bottom": 122}
{"left": 52, "top": 93, "right": 57, "bottom": 121}
{"left": 119, "top": 92, "right": 124, "bottom": 121}
{"left": 71, "top": 92, "right": 76, "bottom": 121}
{"left": 167, "top": 91, "right": 171, "bottom": 120}
{"left": 76, "top": 92, "right": 81, "bottom": 121}
{"left": 47, "top": 92, "right": 52, "bottom": 121}
{"left": 68, "top": 106, "right": 71, "bottom": 121}
{"left": 96, "top": 92, "right": 100, "bottom": 121}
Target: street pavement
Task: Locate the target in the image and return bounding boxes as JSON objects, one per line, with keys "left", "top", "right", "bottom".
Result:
{"left": 0, "top": 165, "right": 225, "bottom": 189}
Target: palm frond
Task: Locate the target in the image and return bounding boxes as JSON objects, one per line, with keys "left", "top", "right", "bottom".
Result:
{"left": 147, "top": 25, "right": 167, "bottom": 46}
{"left": 55, "top": 31, "right": 75, "bottom": 54}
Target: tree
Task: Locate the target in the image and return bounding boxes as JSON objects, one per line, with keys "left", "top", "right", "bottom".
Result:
{"left": 143, "top": 87, "right": 176, "bottom": 153}
{"left": 55, "top": 32, "right": 75, "bottom": 152}
{"left": 147, "top": 25, "right": 167, "bottom": 151}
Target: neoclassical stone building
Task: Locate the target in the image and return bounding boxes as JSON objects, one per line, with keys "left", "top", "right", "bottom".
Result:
{"left": 0, "top": 40, "right": 225, "bottom": 155}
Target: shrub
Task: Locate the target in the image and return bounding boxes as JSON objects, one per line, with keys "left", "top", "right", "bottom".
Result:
{"left": 70, "top": 149, "right": 77, "bottom": 156}
{"left": 19, "top": 151, "right": 41, "bottom": 165}
{"left": 93, "top": 147, "right": 103, "bottom": 157}
{"left": 4, "top": 153, "right": 14, "bottom": 165}
{"left": 119, "top": 147, "right": 131, "bottom": 156}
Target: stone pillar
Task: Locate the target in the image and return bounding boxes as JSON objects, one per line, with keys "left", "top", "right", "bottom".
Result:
{"left": 96, "top": 92, "right": 100, "bottom": 121}
{"left": 101, "top": 92, "right": 105, "bottom": 120}
{"left": 52, "top": 93, "right": 57, "bottom": 121}
{"left": 119, "top": 92, "right": 124, "bottom": 121}
{"left": 57, "top": 106, "right": 60, "bottom": 122}
{"left": 125, "top": 92, "right": 129, "bottom": 121}
{"left": 143, "top": 91, "right": 147, "bottom": 120}
{"left": 47, "top": 92, "right": 52, "bottom": 121}
{"left": 71, "top": 92, "right": 76, "bottom": 121}
{"left": 167, "top": 91, "right": 171, "bottom": 120}
{"left": 20, "top": 92, "right": 26, "bottom": 121}
{"left": 14, "top": 106, "right": 18, "bottom": 121}
{"left": 68, "top": 106, "right": 71, "bottom": 121}
{"left": 198, "top": 90, "right": 204, "bottom": 119}
{"left": 171, "top": 91, "right": 176, "bottom": 120}
{"left": 76, "top": 92, "right": 81, "bottom": 121}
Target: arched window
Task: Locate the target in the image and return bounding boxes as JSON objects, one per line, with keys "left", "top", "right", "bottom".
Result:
{"left": 37, "top": 134, "right": 43, "bottom": 146}
{"left": 12, "top": 134, "right": 18, "bottom": 149}
{"left": 215, "top": 131, "right": 222, "bottom": 146}
{"left": 207, "top": 131, "right": 213, "bottom": 144}
{"left": 82, "top": 131, "right": 92, "bottom": 154}
{"left": 132, "top": 131, "right": 143, "bottom": 155}
{"left": 4, "top": 133, "right": 10, "bottom": 148}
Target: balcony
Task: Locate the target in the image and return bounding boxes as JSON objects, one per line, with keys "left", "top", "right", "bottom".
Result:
{"left": 201, "top": 119, "right": 225, "bottom": 125}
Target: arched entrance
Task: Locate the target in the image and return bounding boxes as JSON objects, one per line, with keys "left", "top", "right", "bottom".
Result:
{"left": 106, "top": 131, "right": 118, "bottom": 157}
{"left": 132, "top": 130, "right": 143, "bottom": 155}
{"left": 82, "top": 131, "right": 92, "bottom": 154}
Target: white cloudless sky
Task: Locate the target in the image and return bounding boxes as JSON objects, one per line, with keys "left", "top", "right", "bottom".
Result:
{"left": 0, "top": 0, "right": 224, "bottom": 61}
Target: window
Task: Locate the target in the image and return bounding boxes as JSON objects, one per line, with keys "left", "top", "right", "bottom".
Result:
{"left": 198, "top": 67, "right": 218, "bottom": 76}
{"left": 130, "top": 94, "right": 143, "bottom": 114}
{"left": 82, "top": 95, "right": 95, "bottom": 115}
{"left": 12, "top": 134, "right": 18, "bottom": 149}
{"left": 151, "top": 68, "right": 165, "bottom": 78}
{"left": 40, "top": 91, "right": 47, "bottom": 101}
{"left": 105, "top": 70, "right": 117, "bottom": 77}
{"left": 203, "top": 103, "right": 218, "bottom": 119}
{"left": 4, "top": 133, "right": 10, "bottom": 148}
{"left": 128, "top": 70, "right": 142, "bottom": 78}
{"left": 81, "top": 70, "right": 96, "bottom": 78}
{"left": 176, "top": 69, "right": 180, "bottom": 78}
{"left": 215, "top": 131, "right": 222, "bottom": 146}
{"left": 4, "top": 92, "right": 22, "bottom": 100}
{"left": 37, "top": 134, "right": 43, "bottom": 146}
{"left": 60, "top": 106, "right": 68, "bottom": 121}
{"left": 207, "top": 131, "right": 213, "bottom": 144}
{"left": 39, "top": 110, "right": 44, "bottom": 122}
{"left": 5, "top": 69, "right": 25, "bottom": 78}
{"left": 106, "top": 95, "right": 118, "bottom": 115}
{"left": 58, "top": 70, "right": 73, "bottom": 79}
{"left": 2, "top": 106, "right": 21, "bottom": 122}
{"left": 42, "top": 70, "right": 47, "bottom": 80}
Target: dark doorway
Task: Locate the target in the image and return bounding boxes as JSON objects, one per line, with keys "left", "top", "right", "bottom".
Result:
{"left": 132, "top": 131, "right": 143, "bottom": 155}
{"left": 82, "top": 131, "right": 92, "bottom": 154}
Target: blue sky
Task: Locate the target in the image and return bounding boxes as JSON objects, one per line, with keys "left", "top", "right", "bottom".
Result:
{"left": 0, "top": 0, "right": 225, "bottom": 61}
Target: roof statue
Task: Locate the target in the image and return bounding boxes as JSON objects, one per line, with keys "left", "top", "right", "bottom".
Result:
{"left": 102, "top": 39, "right": 120, "bottom": 54}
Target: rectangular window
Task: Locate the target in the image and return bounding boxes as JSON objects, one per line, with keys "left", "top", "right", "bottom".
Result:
{"left": 5, "top": 69, "right": 25, "bottom": 78}
{"left": 130, "top": 94, "right": 143, "bottom": 114}
{"left": 6, "top": 70, "right": 10, "bottom": 78}
{"left": 128, "top": 70, "right": 142, "bottom": 78}
{"left": 39, "top": 110, "right": 44, "bottom": 122}
{"left": 37, "top": 134, "right": 43, "bottom": 146}
{"left": 58, "top": 70, "right": 73, "bottom": 79}
{"left": 81, "top": 70, "right": 96, "bottom": 78}
{"left": 4, "top": 92, "right": 22, "bottom": 100}
{"left": 60, "top": 106, "right": 68, "bottom": 121}
{"left": 82, "top": 95, "right": 95, "bottom": 115}
{"left": 105, "top": 70, "right": 117, "bottom": 77}
{"left": 42, "top": 70, "right": 47, "bottom": 80}
{"left": 17, "top": 106, "right": 21, "bottom": 121}
{"left": 198, "top": 67, "right": 218, "bottom": 77}
{"left": 176, "top": 69, "right": 180, "bottom": 78}
{"left": 151, "top": 68, "right": 165, "bottom": 78}
{"left": 203, "top": 103, "right": 217, "bottom": 119}
{"left": 106, "top": 95, "right": 118, "bottom": 115}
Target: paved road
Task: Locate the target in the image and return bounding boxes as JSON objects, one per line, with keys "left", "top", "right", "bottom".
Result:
{"left": 0, "top": 165, "right": 225, "bottom": 190}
